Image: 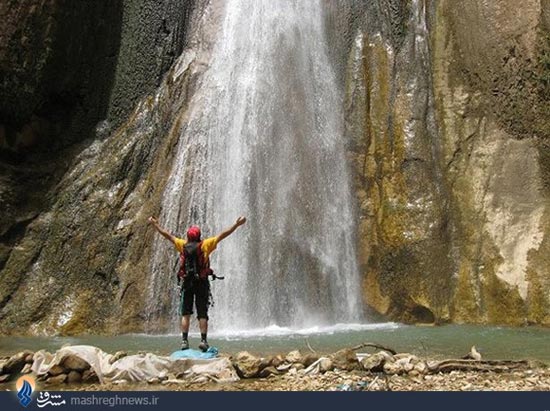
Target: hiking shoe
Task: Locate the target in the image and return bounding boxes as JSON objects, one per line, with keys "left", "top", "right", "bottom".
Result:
{"left": 198, "top": 340, "right": 209, "bottom": 352}
{"left": 180, "top": 339, "right": 189, "bottom": 350}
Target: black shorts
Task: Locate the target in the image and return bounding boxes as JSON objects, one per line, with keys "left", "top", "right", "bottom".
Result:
{"left": 179, "top": 279, "right": 210, "bottom": 319}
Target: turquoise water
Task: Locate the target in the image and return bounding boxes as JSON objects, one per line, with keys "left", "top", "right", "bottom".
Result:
{"left": 1, "top": 323, "right": 549, "bottom": 362}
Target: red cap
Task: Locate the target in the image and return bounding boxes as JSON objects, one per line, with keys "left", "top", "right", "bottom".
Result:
{"left": 186, "top": 226, "right": 201, "bottom": 241}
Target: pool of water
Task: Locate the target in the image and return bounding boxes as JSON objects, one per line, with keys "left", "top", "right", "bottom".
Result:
{"left": 1, "top": 323, "right": 549, "bottom": 362}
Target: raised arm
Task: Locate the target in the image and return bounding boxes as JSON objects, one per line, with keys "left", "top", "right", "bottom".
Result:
{"left": 148, "top": 216, "right": 176, "bottom": 244}
{"left": 217, "top": 216, "right": 247, "bottom": 243}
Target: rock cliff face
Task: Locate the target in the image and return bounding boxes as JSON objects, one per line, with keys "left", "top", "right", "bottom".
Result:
{"left": 343, "top": 0, "right": 550, "bottom": 325}
{"left": 0, "top": 0, "right": 202, "bottom": 334}
{"left": 0, "top": 0, "right": 548, "bottom": 335}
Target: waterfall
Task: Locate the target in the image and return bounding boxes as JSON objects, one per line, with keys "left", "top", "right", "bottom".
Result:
{"left": 148, "top": 0, "right": 364, "bottom": 333}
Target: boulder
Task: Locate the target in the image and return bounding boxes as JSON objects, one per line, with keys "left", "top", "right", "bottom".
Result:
{"left": 48, "top": 364, "right": 67, "bottom": 376}
{"left": 319, "top": 358, "right": 333, "bottom": 373}
{"left": 395, "top": 356, "right": 416, "bottom": 372}
{"left": 233, "top": 351, "right": 263, "bottom": 378}
{"left": 67, "top": 371, "right": 82, "bottom": 384}
{"left": 302, "top": 353, "right": 321, "bottom": 367}
{"left": 4, "top": 351, "right": 33, "bottom": 374}
{"left": 330, "top": 349, "right": 360, "bottom": 371}
{"left": 61, "top": 355, "right": 91, "bottom": 372}
{"left": 285, "top": 350, "right": 303, "bottom": 364}
{"left": 360, "top": 353, "right": 387, "bottom": 372}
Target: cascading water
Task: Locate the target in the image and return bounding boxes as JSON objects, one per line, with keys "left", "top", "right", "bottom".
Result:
{"left": 148, "top": 0, "right": 364, "bottom": 333}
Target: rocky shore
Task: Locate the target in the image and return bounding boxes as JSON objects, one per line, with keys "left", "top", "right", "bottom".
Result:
{"left": 74, "top": 367, "right": 550, "bottom": 392}
{"left": 1, "top": 345, "right": 548, "bottom": 391}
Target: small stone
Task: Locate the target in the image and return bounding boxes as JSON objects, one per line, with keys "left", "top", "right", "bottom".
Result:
{"left": 258, "top": 366, "right": 279, "bottom": 378}
{"left": 394, "top": 353, "right": 413, "bottom": 360}
{"left": 46, "top": 374, "right": 67, "bottom": 385}
{"left": 147, "top": 377, "right": 160, "bottom": 384}
{"left": 291, "top": 363, "right": 305, "bottom": 371}
{"left": 109, "top": 351, "right": 127, "bottom": 364}
{"left": 258, "top": 357, "right": 271, "bottom": 370}
{"left": 302, "top": 353, "right": 320, "bottom": 367}
{"left": 414, "top": 361, "right": 427, "bottom": 374}
{"left": 271, "top": 355, "right": 284, "bottom": 368}
{"left": 0, "top": 374, "right": 11, "bottom": 383}
{"left": 67, "top": 371, "right": 82, "bottom": 384}
{"left": 82, "top": 369, "right": 99, "bottom": 383}
{"left": 36, "top": 374, "right": 48, "bottom": 382}
{"left": 319, "top": 358, "right": 333, "bottom": 373}
{"left": 21, "top": 363, "right": 32, "bottom": 374}
{"left": 383, "top": 361, "right": 402, "bottom": 375}
{"left": 235, "top": 351, "right": 256, "bottom": 362}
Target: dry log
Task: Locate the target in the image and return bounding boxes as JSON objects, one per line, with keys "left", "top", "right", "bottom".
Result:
{"left": 350, "top": 342, "right": 397, "bottom": 355}
{"left": 428, "top": 359, "right": 530, "bottom": 374}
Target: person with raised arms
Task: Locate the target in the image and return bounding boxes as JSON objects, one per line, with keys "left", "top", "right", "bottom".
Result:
{"left": 148, "top": 215, "right": 247, "bottom": 351}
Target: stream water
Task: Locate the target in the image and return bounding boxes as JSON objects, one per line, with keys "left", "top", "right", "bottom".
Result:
{"left": 2, "top": 324, "right": 549, "bottom": 362}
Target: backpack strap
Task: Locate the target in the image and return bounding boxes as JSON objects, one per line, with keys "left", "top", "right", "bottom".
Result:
{"left": 177, "top": 251, "right": 186, "bottom": 281}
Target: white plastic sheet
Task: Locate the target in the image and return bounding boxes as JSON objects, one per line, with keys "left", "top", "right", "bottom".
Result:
{"left": 32, "top": 345, "right": 239, "bottom": 384}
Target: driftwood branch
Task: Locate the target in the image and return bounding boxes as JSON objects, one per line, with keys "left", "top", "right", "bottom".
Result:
{"left": 350, "top": 342, "right": 397, "bottom": 355}
{"left": 428, "top": 359, "right": 530, "bottom": 373}
{"left": 304, "top": 339, "right": 317, "bottom": 353}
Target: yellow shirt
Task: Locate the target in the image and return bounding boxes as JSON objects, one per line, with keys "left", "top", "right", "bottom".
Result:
{"left": 174, "top": 236, "right": 219, "bottom": 264}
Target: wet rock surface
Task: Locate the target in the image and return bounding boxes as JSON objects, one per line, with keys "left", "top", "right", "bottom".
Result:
{"left": 0, "top": 0, "right": 213, "bottom": 335}
{"left": 344, "top": 0, "right": 550, "bottom": 325}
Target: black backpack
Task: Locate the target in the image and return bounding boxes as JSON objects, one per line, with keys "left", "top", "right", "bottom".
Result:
{"left": 177, "top": 241, "right": 206, "bottom": 282}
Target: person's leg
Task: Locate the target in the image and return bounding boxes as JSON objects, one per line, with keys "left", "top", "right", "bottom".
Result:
{"left": 195, "top": 280, "right": 210, "bottom": 352}
{"left": 181, "top": 315, "right": 191, "bottom": 333}
{"left": 179, "top": 287, "right": 194, "bottom": 349}
{"left": 198, "top": 318, "right": 208, "bottom": 334}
